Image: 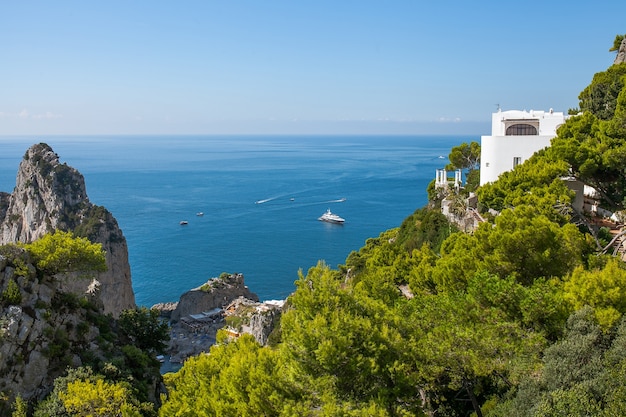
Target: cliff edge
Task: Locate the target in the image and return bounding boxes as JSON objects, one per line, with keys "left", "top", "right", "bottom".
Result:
{"left": 0, "top": 143, "right": 135, "bottom": 316}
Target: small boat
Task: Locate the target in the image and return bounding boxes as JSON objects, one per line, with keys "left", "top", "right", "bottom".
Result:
{"left": 318, "top": 209, "right": 345, "bottom": 224}
{"left": 180, "top": 221, "right": 188, "bottom": 225}
{"left": 196, "top": 212, "right": 204, "bottom": 216}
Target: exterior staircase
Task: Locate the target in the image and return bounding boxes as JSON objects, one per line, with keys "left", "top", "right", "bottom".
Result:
{"left": 609, "top": 228, "right": 626, "bottom": 260}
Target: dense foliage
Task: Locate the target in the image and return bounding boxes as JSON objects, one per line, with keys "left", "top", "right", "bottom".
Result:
{"left": 21, "top": 230, "right": 107, "bottom": 276}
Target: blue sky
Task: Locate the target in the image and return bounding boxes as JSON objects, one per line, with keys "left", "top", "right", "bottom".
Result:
{"left": 1, "top": 1, "right": 623, "bottom": 135}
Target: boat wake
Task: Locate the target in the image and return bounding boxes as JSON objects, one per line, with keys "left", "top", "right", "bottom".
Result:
{"left": 255, "top": 195, "right": 346, "bottom": 206}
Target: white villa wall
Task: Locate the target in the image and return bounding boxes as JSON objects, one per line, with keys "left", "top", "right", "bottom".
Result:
{"left": 479, "top": 109, "right": 567, "bottom": 185}
{"left": 480, "top": 135, "right": 552, "bottom": 184}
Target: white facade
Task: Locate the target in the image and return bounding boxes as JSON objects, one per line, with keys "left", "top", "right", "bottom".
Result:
{"left": 479, "top": 109, "right": 568, "bottom": 185}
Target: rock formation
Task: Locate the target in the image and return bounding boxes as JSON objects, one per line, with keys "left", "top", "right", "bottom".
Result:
{"left": 0, "top": 247, "right": 164, "bottom": 408}
{"left": 0, "top": 143, "right": 135, "bottom": 316}
{"left": 170, "top": 273, "right": 258, "bottom": 322}
{"left": 614, "top": 37, "right": 626, "bottom": 65}
{"left": 241, "top": 300, "right": 283, "bottom": 345}
{"left": 0, "top": 248, "right": 101, "bottom": 401}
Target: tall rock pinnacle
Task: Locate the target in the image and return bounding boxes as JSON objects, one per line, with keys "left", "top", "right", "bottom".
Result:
{"left": 0, "top": 143, "right": 136, "bottom": 316}
{"left": 614, "top": 37, "right": 626, "bottom": 65}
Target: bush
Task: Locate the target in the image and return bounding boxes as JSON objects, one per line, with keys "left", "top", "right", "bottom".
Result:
{"left": 22, "top": 231, "right": 106, "bottom": 276}
{"left": 1, "top": 280, "right": 22, "bottom": 306}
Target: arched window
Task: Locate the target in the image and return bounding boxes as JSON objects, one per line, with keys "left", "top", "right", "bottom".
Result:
{"left": 506, "top": 124, "right": 538, "bottom": 135}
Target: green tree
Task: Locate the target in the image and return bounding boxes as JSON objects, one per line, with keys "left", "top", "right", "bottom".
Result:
{"left": 117, "top": 307, "right": 170, "bottom": 353}
{"left": 59, "top": 378, "right": 140, "bottom": 417}
{"left": 609, "top": 34, "right": 625, "bottom": 52}
{"left": 11, "top": 396, "right": 28, "bottom": 417}
{"left": 23, "top": 230, "right": 106, "bottom": 275}
{"left": 161, "top": 333, "right": 293, "bottom": 417}
{"left": 564, "top": 258, "right": 626, "bottom": 329}
{"left": 476, "top": 150, "right": 572, "bottom": 217}
{"left": 402, "top": 277, "right": 546, "bottom": 417}
{"left": 482, "top": 206, "right": 587, "bottom": 285}
{"left": 486, "top": 307, "right": 609, "bottom": 417}
{"left": 395, "top": 207, "right": 455, "bottom": 253}
{"left": 428, "top": 205, "right": 588, "bottom": 292}
{"left": 548, "top": 110, "right": 626, "bottom": 209}
{"left": 577, "top": 63, "right": 626, "bottom": 121}
{"left": 1, "top": 279, "right": 22, "bottom": 306}
{"left": 446, "top": 141, "right": 480, "bottom": 172}
{"left": 279, "top": 262, "right": 417, "bottom": 414}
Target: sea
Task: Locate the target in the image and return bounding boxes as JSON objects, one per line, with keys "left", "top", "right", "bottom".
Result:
{"left": 0, "top": 135, "right": 470, "bottom": 307}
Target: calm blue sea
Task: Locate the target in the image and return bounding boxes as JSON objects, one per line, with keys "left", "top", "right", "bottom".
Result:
{"left": 0, "top": 135, "right": 469, "bottom": 307}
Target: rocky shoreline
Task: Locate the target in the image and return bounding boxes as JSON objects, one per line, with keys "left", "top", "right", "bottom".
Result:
{"left": 151, "top": 274, "right": 284, "bottom": 371}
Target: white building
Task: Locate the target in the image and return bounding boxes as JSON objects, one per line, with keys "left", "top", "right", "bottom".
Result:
{"left": 479, "top": 109, "right": 568, "bottom": 185}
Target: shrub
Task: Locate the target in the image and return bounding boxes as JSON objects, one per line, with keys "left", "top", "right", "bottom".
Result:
{"left": 22, "top": 231, "right": 106, "bottom": 276}
{"left": 1, "top": 280, "right": 22, "bottom": 305}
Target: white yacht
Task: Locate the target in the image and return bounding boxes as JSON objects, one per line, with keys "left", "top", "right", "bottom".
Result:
{"left": 318, "top": 209, "right": 345, "bottom": 224}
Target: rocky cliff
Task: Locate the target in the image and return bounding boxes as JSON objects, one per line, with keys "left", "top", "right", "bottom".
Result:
{"left": 238, "top": 299, "right": 283, "bottom": 346}
{"left": 0, "top": 143, "right": 135, "bottom": 316}
{"left": 614, "top": 37, "right": 626, "bottom": 65}
{"left": 0, "top": 247, "right": 102, "bottom": 402}
{"left": 0, "top": 247, "right": 164, "bottom": 411}
{"left": 170, "top": 273, "right": 259, "bottom": 323}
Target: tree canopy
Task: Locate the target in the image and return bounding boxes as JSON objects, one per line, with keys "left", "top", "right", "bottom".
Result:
{"left": 22, "top": 230, "right": 106, "bottom": 276}
{"left": 445, "top": 141, "right": 480, "bottom": 172}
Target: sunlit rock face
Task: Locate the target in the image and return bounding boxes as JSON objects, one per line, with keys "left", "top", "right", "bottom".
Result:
{"left": 0, "top": 143, "right": 136, "bottom": 316}
{"left": 615, "top": 38, "right": 626, "bottom": 65}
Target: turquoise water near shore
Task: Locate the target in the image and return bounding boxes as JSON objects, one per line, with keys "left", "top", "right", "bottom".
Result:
{"left": 0, "top": 135, "right": 469, "bottom": 306}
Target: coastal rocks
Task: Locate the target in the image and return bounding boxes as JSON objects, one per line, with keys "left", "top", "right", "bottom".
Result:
{"left": 164, "top": 296, "right": 284, "bottom": 365}
{"left": 0, "top": 143, "right": 135, "bottom": 317}
{"left": 170, "top": 273, "right": 258, "bottom": 322}
{"left": 162, "top": 274, "right": 282, "bottom": 364}
{"left": 151, "top": 302, "right": 178, "bottom": 319}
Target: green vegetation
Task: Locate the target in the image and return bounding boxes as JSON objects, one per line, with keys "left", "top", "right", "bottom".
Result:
{"left": 117, "top": 307, "right": 170, "bottom": 353}
{"left": 1, "top": 280, "right": 22, "bottom": 306}
{"left": 27, "top": 306, "right": 168, "bottom": 416}
{"left": 610, "top": 34, "right": 625, "bottom": 52}
{"left": 445, "top": 141, "right": 481, "bottom": 192}
{"left": 21, "top": 230, "right": 106, "bottom": 276}
{"left": 33, "top": 366, "right": 155, "bottom": 417}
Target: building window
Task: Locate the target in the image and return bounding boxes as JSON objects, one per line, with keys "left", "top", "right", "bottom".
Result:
{"left": 506, "top": 124, "right": 538, "bottom": 135}
{"left": 513, "top": 157, "right": 522, "bottom": 167}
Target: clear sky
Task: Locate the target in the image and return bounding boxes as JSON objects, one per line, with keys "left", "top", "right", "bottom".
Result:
{"left": 1, "top": 1, "right": 623, "bottom": 136}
